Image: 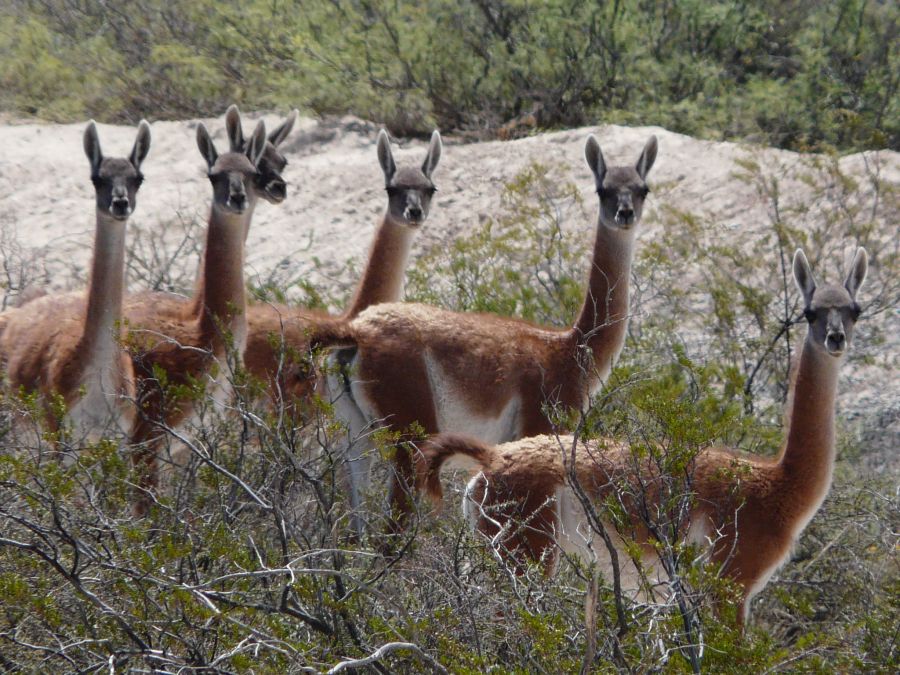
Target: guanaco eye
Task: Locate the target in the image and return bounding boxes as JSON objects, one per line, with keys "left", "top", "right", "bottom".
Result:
{"left": 803, "top": 308, "right": 817, "bottom": 323}
{"left": 849, "top": 303, "right": 862, "bottom": 321}
{"left": 598, "top": 187, "right": 616, "bottom": 200}
{"left": 386, "top": 186, "right": 401, "bottom": 197}
{"left": 637, "top": 186, "right": 650, "bottom": 198}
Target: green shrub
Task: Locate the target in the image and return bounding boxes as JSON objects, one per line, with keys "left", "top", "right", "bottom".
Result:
{"left": 0, "top": 160, "right": 896, "bottom": 671}
{"left": 1, "top": 1, "right": 897, "bottom": 150}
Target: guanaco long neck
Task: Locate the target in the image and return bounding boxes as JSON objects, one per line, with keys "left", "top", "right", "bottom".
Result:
{"left": 344, "top": 214, "right": 414, "bottom": 318}
{"left": 195, "top": 202, "right": 255, "bottom": 355}
{"left": 78, "top": 211, "right": 128, "bottom": 370}
{"left": 776, "top": 338, "right": 840, "bottom": 517}
{"left": 572, "top": 220, "right": 636, "bottom": 371}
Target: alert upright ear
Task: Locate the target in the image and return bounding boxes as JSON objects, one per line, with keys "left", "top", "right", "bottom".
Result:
{"left": 792, "top": 248, "right": 817, "bottom": 308}
{"left": 245, "top": 120, "right": 267, "bottom": 168}
{"left": 844, "top": 247, "right": 868, "bottom": 300}
{"left": 584, "top": 134, "right": 606, "bottom": 190}
{"left": 196, "top": 123, "right": 218, "bottom": 170}
{"left": 377, "top": 129, "right": 396, "bottom": 184}
{"left": 225, "top": 104, "right": 244, "bottom": 152}
{"left": 84, "top": 120, "right": 103, "bottom": 177}
{"left": 422, "top": 130, "right": 442, "bottom": 178}
{"left": 268, "top": 109, "right": 298, "bottom": 147}
{"left": 130, "top": 120, "right": 152, "bottom": 171}
{"left": 636, "top": 135, "right": 658, "bottom": 180}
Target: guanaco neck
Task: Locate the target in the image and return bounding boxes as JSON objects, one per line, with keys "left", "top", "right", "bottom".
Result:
{"left": 194, "top": 201, "right": 255, "bottom": 354}
{"left": 571, "top": 219, "right": 636, "bottom": 368}
{"left": 344, "top": 213, "right": 414, "bottom": 318}
{"left": 190, "top": 200, "right": 256, "bottom": 314}
{"left": 78, "top": 211, "right": 128, "bottom": 374}
{"left": 775, "top": 337, "right": 841, "bottom": 518}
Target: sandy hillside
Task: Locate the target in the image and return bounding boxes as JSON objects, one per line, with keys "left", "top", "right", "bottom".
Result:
{"left": 0, "top": 114, "right": 896, "bottom": 463}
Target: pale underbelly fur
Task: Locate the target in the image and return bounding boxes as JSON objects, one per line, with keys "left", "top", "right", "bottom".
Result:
{"left": 423, "top": 351, "right": 522, "bottom": 444}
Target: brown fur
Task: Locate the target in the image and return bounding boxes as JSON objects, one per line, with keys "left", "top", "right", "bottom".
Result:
{"left": 1, "top": 291, "right": 134, "bottom": 433}
{"left": 344, "top": 215, "right": 417, "bottom": 319}
{"left": 323, "top": 135, "right": 658, "bottom": 529}
{"left": 0, "top": 121, "right": 150, "bottom": 439}
{"left": 239, "top": 130, "right": 441, "bottom": 415}
{"left": 416, "top": 249, "right": 867, "bottom": 626}
{"left": 126, "top": 112, "right": 266, "bottom": 507}
{"left": 343, "top": 130, "right": 441, "bottom": 319}
{"left": 243, "top": 303, "right": 349, "bottom": 414}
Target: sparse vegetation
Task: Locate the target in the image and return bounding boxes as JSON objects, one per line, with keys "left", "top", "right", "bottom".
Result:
{"left": 1, "top": 1, "right": 898, "bottom": 151}
{"left": 1, "top": 157, "right": 896, "bottom": 671}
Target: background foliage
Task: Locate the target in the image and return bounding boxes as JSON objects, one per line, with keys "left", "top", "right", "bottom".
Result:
{"left": 0, "top": 1, "right": 898, "bottom": 671}
{"left": 3, "top": 154, "right": 895, "bottom": 671}
{"left": 1, "top": 0, "right": 898, "bottom": 151}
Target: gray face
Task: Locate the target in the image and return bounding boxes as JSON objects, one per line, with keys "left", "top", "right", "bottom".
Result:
{"left": 231, "top": 110, "right": 297, "bottom": 204}
{"left": 598, "top": 166, "right": 650, "bottom": 229}
{"left": 585, "top": 134, "right": 657, "bottom": 231}
{"left": 803, "top": 286, "right": 862, "bottom": 357}
{"left": 208, "top": 153, "right": 259, "bottom": 214}
{"left": 197, "top": 114, "right": 268, "bottom": 215}
{"left": 92, "top": 158, "right": 143, "bottom": 220}
{"left": 385, "top": 165, "right": 437, "bottom": 227}
{"left": 794, "top": 247, "right": 867, "bottom": 358}
{"left": 254, "top": 143, "right": 288, "bottom": 204}
{"left": 377, "top": 128, "right": 442, "bottom": 228}
{"left": 84, "top": 119, "right": 150, "bottom": 220}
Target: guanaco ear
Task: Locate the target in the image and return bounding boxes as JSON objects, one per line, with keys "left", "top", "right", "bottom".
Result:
{"left": 377, "top": 129, "right": 396, "bottom": 183}
{"left": 83, "top": 120, "right": 103, "bottom": 177}
{"left": 584, "top": 134, "right": 606, "bottom": 189}
{"left": 844, "top": 247, "right": 868, "bottom": 300}
{"left": 129, "top": 120, "right": 152, "bottom": 171}
{"left": 245, "top": 120, "right": 267, "bottom": 168}
{"left": 793, "top": 248, "right": 817, "bottom": 307}
{"left": 225, "top": 104, "right": 244, "bottom": 152}
{"left": 196, "top": 123, "right": 218, "bottom": 169}
{"left": 268, "top": 109, "right": 298, "bottom": 147}
{"left": 636, "top": 135, "right": 658, "bottom": 179}
{"left": 422, "top": 130, "right": 442, "bottom": 178}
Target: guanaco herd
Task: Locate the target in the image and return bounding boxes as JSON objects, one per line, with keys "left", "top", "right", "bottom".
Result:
{"left": 0, "top": 106, "right": 869, "bottom": 629}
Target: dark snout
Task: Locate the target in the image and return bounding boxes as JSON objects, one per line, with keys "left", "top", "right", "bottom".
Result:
{"left": 227, "top": 186, "right": 248, "bottom": 213}
{"left": 402, "top": 195, "right": 425, "bottom": 225}
{"left": 109, "top": 197, "right": 131, "bottom": 219}
{"left": 615, "top": 198, "right": 635, "bottom": 227}
{"left": 109, "top": 187, "right": 131, "bottom": 219}
{"left": 264, "top": 178, "right": 287, "bottom": 203}
{"left": 825, "top": 330, "right": 846, "bottom": 355}
{"left": 405, "top": 204, "right": 423, "bottom": 222}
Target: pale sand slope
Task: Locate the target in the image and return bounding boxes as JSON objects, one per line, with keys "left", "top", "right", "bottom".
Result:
{"left": 0, "top": 115, "right": 896, "bottom": 466}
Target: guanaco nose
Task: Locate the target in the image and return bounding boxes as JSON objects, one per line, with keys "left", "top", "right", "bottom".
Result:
{"left": 227, "top": 176, "right": 247, "bottom": 211}
{"left": 616, "top": 194, "right": 634, "bottom": 222}
{"left": 110, "top": 185, "right": 130, "bottom": 217}
{"left": 266, "top": 178, "right": 286, "bottom": 201}
{"left": 826, "top": 331, "right": 846, "bottom": 352}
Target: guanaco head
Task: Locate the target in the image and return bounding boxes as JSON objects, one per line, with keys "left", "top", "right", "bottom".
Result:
{"left": 84, "top": 119, "right": 151, "bottom": 221}
{"left": 225, "top": 105, "right": 298, "bottom": 204}
{"left": 377, "top": 129, "right": 442, "bottom": 227}
{"left": 585, "top": 134, "right": 657, "bottom": 230}
{"left": 196, "top": 108, "right": 267, "bottom": 216}
{"left": 793, "top": 247, "right": 867, "bottom": 357}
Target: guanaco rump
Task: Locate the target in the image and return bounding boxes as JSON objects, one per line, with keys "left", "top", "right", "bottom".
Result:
{"left": 320, "top": 134, "right": 657, "bottom": 532}
{"left": 0, "top": 120, "right": 151, "bottom": 442}
{"left": 416, "top": 247, "right": 868, "bottom": 626}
